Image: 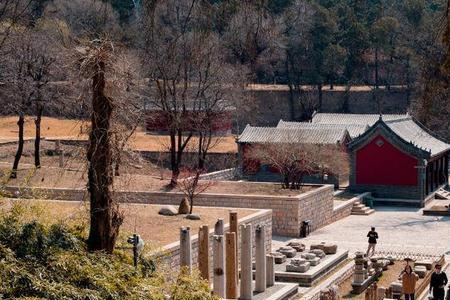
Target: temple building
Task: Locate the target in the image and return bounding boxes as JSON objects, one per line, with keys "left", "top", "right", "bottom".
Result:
{"left": 346, "top": 116, "right": 449, "bottom": 205}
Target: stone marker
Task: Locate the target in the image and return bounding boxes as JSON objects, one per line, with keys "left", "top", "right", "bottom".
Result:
{"left": 240, "top": 224, "right": 253, "bottom": 300}
{"left": 229, "top": 211, "right": 239, "bottom": 274}
{"left": 286, "top": 258, "right": 310, "bottom": 273}
{"left": 179, "top": 197, "right": 190, "bottom": 214}
{"left": 270, "top": 252, "right": 287, "bottom": 264}
{"left": 266, "top": 255, "right": 275, "bottom": 287}
{"left": 214, "top": 218, "right": 224, "bottom": 235}
{"left": 180, "top": 227, "right": 192, "bottom": 273}
{"left": 277, "top": 246, "right": 296, "bottom": 258}
{"left": 255, "top": 225, "right": 266, "bottom": 293}
{"left": 198, "top": 225, "right": 210, "bottom": 282}
{"left": 158, "top": 205, "right": 177, "bottom": 216}
{"left": 213, "top": 235, "right": 226, "bottom": 298}
{"left": 226, "top": 232, "right": 238, "bottom": 299}
{"left": 287, "top": 240, "right": 305, "bottom": 252}
{"left": 310, "top": 249, "right": 326, "bottom": 258}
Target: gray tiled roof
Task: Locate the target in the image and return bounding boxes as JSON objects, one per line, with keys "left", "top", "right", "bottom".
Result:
{"left": 237, "top": 125, "right": 348, "bottom": 145}
{"left": 277, "top": 120, "right": 368, "bottom": 138}
{"left": 311, "top": 113, "right": 408, "bottom": 126}
{"left": 385, "top": 118, "right": 450, "bottom": 156}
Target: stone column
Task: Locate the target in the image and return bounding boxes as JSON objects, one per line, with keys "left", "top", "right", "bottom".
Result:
{"left": 59, "top": 149, "right": 64, "bottom": 168}
{"left": 213, "top": 235, "right": 226, "bottom": 298}
{"left": 255, "top": 225, "right": 266, "bottom": 293}
{"left": 226, "top": 232, "right": 238, "bottom": 299}
{"left": 240, "top": 224, "right": 253, "bottom": 300}
{"left": 266, "top": 255, "right": 275, "bottom": 287}
{"left": 229, "top": 211, "right": 239, "bottom": 267}
{"left": 215, "top": 218, "right": 224, "bottom": 235}
{"left": 353, "top": 252, "right": 366, "bottom": 284}
{"left": 198, "top": 225, "right": 210, "bottom": 282}
{"left": 180, "top": 227, "right": 192, "bottom": 273}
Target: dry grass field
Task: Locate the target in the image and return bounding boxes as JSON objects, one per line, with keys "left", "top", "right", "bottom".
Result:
{"left": 0, "top": 116, "right": 238, "bottom": 153}
{"left": 0, "top": 199, "right": 257, "bottom": 247}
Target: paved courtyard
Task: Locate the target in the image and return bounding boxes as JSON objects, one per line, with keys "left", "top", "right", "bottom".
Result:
{"left": 274, "top": 205, "right": 450, "bottom": 258}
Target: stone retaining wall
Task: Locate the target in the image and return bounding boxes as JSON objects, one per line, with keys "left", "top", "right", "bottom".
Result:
{"left": 198, "top": 168, "right": 237, "bottom": 181}
{"left": 158, "top": 209, "right": 272, "bottom": 276}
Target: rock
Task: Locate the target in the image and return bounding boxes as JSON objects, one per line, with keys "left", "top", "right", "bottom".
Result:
{"left": 178, "top": 197, "right": 190, "bottom": 214}
{"left": 286, "top": 261, "right": 310, "bottom": 273}
{"left": 186, "top": 214, "right": 201, "bottom": 220}
{"left": 277, "top": 246, "right": 297, "bottom": 258}
{"left": 310, "top": 249, "right": 326, "bottom": 258}
{"left": 270, "top": 252, "right": 287, "bottom": 264}
{"left": 287, "top": 240, "right": 306, "bottom": 252}
{"left": 310, "top": 242, "right": 325, "bottom": 251}
{"left": 323, "top": 243, "right": 338, "bottom": 254}
{"left": 301, "top": 252, "right": 317, "bottom": 260}
{"left": 415, "top": 260, "right": 433, "bottom": 270}
{"left": 290, "top": 258, "right": 307, "bottom": 265}
{"left": 390, "top": 281, "right": 402, "bottom": 293}
{"left": 307, "top": 257, "right": 321, "bottom": 266}
{"left": 158, "top": 205, "right": 177, "bottom": 216}
{"left": 414, "top": 265, "right": 427, "bottom": 278}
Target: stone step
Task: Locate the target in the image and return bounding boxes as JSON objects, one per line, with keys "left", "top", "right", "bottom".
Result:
{"left": 352, "top": 206, "right": 370, "bottom": 212}
{"left": 351, "top": 209, "right": 375, "bottom": 215}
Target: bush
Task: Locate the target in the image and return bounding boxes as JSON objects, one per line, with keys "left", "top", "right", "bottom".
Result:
{"left": 0, "top": 201, "right": 217, "bottom": 300}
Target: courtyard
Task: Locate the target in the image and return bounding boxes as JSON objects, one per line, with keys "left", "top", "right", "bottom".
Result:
{"left": 274, "top": 204, "right": 450, "bottom": 258}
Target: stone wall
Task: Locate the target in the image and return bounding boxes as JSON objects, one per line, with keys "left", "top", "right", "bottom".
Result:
{"left": 198, "top": 168, "right": 237, "bottom": 181}
{"left": 5, "top": 183, "right": 352, "bottom": 238}
{"left": 157, "top": 209, "right": 272, "bottom": 275}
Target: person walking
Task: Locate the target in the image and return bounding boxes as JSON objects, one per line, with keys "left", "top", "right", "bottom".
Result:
{"left": 366, "top": 227, "right": 378, "bottom": 257}
{"left": 399, "top": 265, "right": 419, "bottom": 300}
{"left": 430, "top": 264, "right": 448, "bottom": 300}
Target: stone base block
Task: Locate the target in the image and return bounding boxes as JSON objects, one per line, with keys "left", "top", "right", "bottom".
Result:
{"left": 307, "top": 257, "right": 321, "bottom": 266}
{"left": 278, "top": 247, "right": 297, "bottom": 258}
{"left": 310, "top": 249, "right": 326, "bottom": 258}
{"left": 286, "top": 262, "right": 310, "bottom": 273}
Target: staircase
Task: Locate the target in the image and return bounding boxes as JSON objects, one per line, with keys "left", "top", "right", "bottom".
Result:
{"left": 351, "top": 201, "right": 375, "bottom": 215}
{"left": 435, "top": 188, "right": 450, "bottom": 200}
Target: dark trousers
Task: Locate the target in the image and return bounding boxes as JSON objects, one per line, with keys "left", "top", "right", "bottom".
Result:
{"left": 433, "top": 288, "right": 445, "bottom": 300}
{"left": 405, "top": 293, "right": 415, "bottom": 300}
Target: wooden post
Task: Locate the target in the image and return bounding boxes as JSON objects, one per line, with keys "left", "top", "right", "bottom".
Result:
{"left": 213, "top": 235, "right": 225, "bottom": 298}
{"left": 198, "top": 225, "right": 210, "bottom": 282}
{"left": 226, "top": 232, "right": 237, "bottom": 299}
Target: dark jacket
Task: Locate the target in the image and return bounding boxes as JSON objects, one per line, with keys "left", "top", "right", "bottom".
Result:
{"left": 431, "top": 272, "right": 448, "bottom": 290}
{"left": 367, "top": 231, "right": 378, "bottom": 244}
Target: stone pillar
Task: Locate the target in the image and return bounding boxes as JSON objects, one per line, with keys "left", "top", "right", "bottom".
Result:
{"left": 229, "top": 211, "right": 238, "bottom": 266}
{"left": 215, "top": 218, "right": 224, "bottom": 235}
{"left": 377, "top": 286, "right": 386, "bottom": 300}
{"left": 198, "top": 225, "right": 210, "bottom": 282}
{"left": 180, "top": 227, "right": 192, "bottom": 273}
{"left": 255, "top": 225, "right": 266, "bottom": 293}
{"left": 59, "top": 149, "right": 64, "bottom": 168}
{"left": 226, "top": 232, "right": 238, "bottom": 299}
{"left": 55, "top": 140, "right": 60, "bottom": 153}
{"left": 213, "top": 235, "right": 226, "bottom": 298}
{"left": 240, "top": 224, "right": 253, "bottom": 300}
{"left": 266, "top": 255, "right": 275, "bottom": 287}
{"left": 353, "top": 252, "right": 367, "bottom": 284}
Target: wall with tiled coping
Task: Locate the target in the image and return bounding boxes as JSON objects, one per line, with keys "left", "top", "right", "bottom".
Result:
{"left": 5, "top": 183, "right": 356, "bottom": 237}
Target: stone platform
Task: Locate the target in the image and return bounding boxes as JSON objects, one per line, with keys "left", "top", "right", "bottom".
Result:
{"left": 251, "top": 282, "right": 298, "bottom": 300}
{"left": 269, "top": 249, "right": 349, "bottom": 287}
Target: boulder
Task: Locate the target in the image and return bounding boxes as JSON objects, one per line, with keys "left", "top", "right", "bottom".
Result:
{"left": 286, "top": 261, "right": 310, "bottom": 273}
{"left": 186, "top": 214, "right": 201, "bottom": 220}
{"left": 322, "top": 243, "right": 338, "bottom": 255}
{"left": 310, "top": 249, "right": 326, "bottom": 258}
{"left": 389, "top": 281, "right": 402, "bottom": 293}
{"left": 158, "top": 205, "right": 177, "bottom": 216}
{"left": 301, "top": 252, "right": 317, "bottom": 260}
{"left": 271, "top": 252, "right": 287, "bottom": 264}
{"left": 307, "top": 257, "right": 321, "bottom": 266}
{"left": 287, "top": 240, "right": 306, "bottom": 252}
{"left": 310, "top": 242, "right": 325, "bottom": 251}
{"left": 277, "top": 246, "right": 297, "bottom": 258}
{"left": 414, "top": 265, "right": 427, "bottom": 278}
{"left": 178, "top": 197, "right": 190, "bottom": 214}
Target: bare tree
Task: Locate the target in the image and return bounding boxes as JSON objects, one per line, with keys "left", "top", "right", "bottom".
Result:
{"left": 77, "top": 39, "right": 139, "bottom": 253}
{"left": 178, "top": 168, "right": 213, "bottom": 215}
{"left": 0, "top": 0, "right": 33, "bottom": 51}
{"left": 140, "top": 0, "right": 241, "bottom": 186}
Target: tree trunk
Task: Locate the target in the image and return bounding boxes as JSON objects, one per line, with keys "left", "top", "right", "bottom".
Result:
{"left": 285, "top": 52, "right": 296, "bottom": 121}
{"left": 34, "top": 103, "right": 43, "bottom": 168}
{"left": 87, "top": 58, "right": 123, "bottom": 253}
{"left": 375, "top": 47, "right": 379, "bottom": 89}
{"left": 169, "top": 129, "right": 179, "bottom": 186}
{"left": 10, "top": 113, "right": 25, "bottom": 179}
{"left": 189, "top": 172, "right": 200, "bottom": 215}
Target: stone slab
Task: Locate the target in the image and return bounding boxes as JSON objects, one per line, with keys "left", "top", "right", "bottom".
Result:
{"left": 270, "top": 249, "right": 348, "bottom": 287}
{"left": 252, "top": 282, "right": 298, "bottom": 300}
